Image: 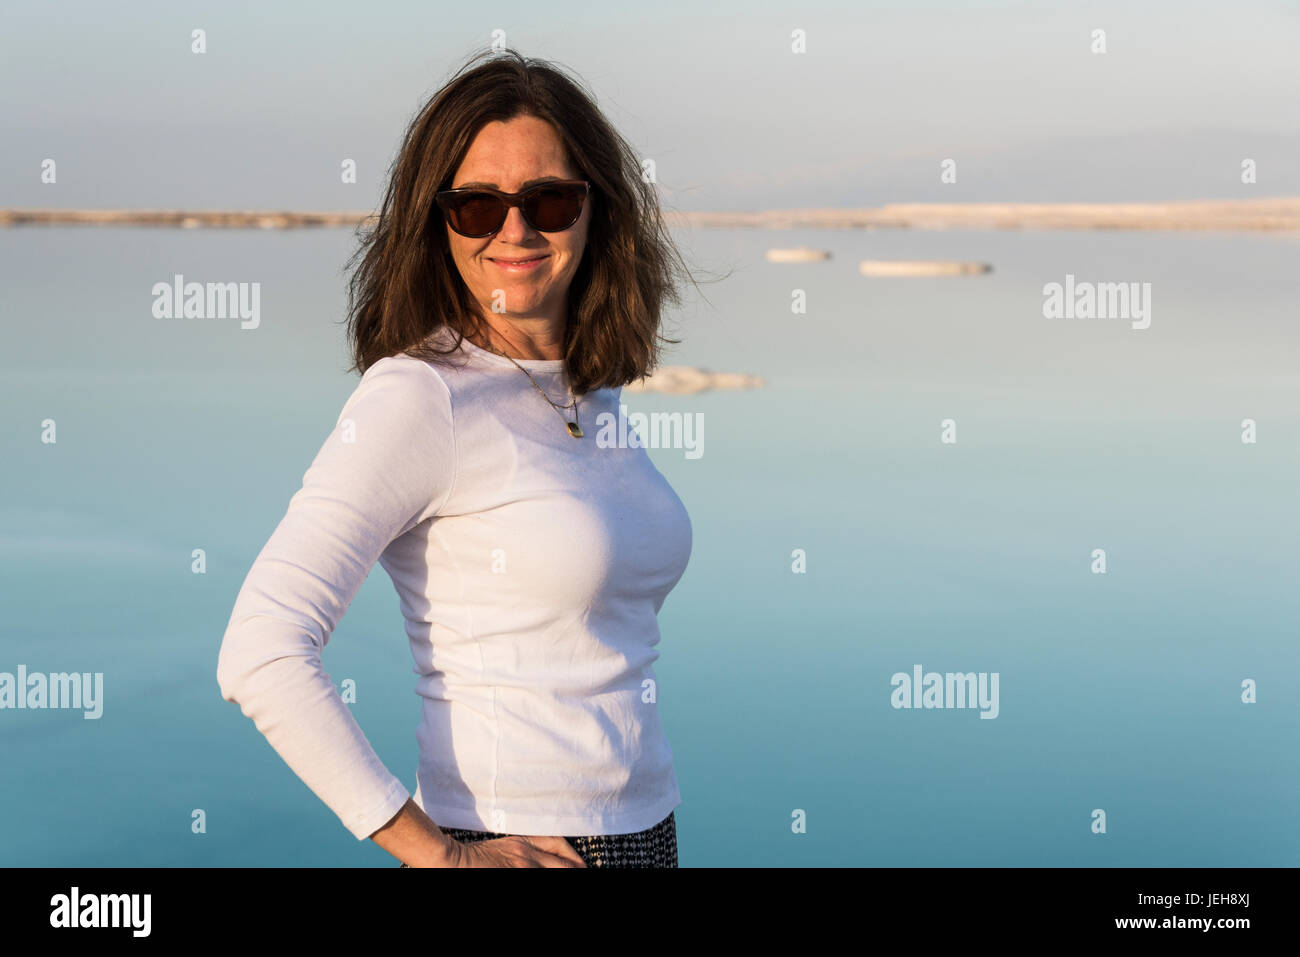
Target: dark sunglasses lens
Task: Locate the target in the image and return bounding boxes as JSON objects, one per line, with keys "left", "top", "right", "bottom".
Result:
{"left": 448, "top": 193, "right": 506, "bottom": 236}
{"left": 524, "top": 185, "right": 585, "bottom": 230}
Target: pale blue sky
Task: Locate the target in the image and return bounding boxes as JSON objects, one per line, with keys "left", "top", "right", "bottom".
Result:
{"left": 2, "top": 0, "right": 1297, "bottom": 211}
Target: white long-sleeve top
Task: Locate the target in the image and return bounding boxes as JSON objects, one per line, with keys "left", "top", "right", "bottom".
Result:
{"left": 216, "top": 331, "right": 692, "bottom": 840}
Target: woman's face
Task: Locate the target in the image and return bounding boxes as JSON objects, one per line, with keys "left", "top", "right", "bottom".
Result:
{"left": 444, "top": 113, "right": 591, "bottom": 328}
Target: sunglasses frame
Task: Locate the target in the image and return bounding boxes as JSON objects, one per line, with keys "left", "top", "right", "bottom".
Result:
{"left": 434, "top": 179, "right": 592, "bottom": 238}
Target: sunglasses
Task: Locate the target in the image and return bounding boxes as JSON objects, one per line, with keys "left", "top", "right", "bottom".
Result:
{"left": 434, "top": 179, "right": 591, "bottom": 238}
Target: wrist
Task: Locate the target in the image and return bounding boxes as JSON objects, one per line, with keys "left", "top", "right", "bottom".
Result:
{"left": 416, "top": 829, "right": 461, "bottom": 867}
{"left": 372, "top": 798, "right": 461, "bottom": 867}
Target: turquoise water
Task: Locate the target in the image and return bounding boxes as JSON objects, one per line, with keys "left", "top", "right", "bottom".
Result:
{"left": 2, "top": 226, "right": 1297, "bottom": 865}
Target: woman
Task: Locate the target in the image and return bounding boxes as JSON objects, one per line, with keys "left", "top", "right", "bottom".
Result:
{"left": 215, "top": 48, "right": 698, "bottom": 868}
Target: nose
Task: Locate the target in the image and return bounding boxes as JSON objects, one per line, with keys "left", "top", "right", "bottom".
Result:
{"left": 495, "top": 204, "right": 535, "bottom": 243}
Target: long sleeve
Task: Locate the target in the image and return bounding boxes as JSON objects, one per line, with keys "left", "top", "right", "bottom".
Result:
{"left": 216, "top": 355, "right": 456, "bottom": 840}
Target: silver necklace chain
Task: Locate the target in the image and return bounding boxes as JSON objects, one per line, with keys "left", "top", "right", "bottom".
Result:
{"left": 477, "top": 335, "right": 583, "bottom": 439}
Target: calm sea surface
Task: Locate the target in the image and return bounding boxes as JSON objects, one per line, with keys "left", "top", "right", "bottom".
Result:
{"left": 2, "top": 225, "right": 1297, "bottom": 865}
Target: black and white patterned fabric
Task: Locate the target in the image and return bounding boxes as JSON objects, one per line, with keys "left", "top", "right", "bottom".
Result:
{"left": 399, "top": 811, "right": 677, "bottom": 868}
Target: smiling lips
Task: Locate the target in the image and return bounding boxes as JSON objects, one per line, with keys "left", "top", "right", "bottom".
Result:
{"left": 490, "top": 254, "right": 549, "bottom": 271}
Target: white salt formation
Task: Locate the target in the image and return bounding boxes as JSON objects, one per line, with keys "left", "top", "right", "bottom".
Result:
{"left": 624, "top": 367, "right": 766, "bottom": 395}
{"left": 859, "top": 260, "right": 992, "bottom": 277}
{"left": 765, "top": 247, "right": 831, "bottom": 262}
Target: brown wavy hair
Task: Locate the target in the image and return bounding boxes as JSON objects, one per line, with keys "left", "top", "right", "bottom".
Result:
{"left": 344, "top": 48, "right": 701, "bottom": 395}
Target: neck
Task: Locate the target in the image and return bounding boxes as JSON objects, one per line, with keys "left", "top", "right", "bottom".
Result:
{"left": 469, "top": 312, "right": 566, "bottom": 361}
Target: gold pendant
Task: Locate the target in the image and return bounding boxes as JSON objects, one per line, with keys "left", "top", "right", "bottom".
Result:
{"left": 567, "top": 421, "right": 583, "bottom": 438}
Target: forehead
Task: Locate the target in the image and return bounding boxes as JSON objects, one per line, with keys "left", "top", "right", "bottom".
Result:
{"left": 453, "top": 115, "right": 575, "bottom": 188}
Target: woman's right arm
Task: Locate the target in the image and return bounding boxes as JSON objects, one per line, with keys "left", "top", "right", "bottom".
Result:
{"left": 216, "top": 358, "right": 456, "bottom": 851}
{"left": 215, "top": 356, "right": 584, "bottom": 867}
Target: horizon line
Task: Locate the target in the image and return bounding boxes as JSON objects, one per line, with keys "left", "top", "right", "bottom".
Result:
{"left": 3, "top": 197, "right": 1299, "bottom": 232}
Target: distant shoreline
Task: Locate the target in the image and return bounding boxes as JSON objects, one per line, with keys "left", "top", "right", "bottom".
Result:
{"left": 3, "top": 198, "right": 1299, "bottom": 232}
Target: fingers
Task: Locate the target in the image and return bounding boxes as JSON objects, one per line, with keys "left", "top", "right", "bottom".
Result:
{"left": 453, "top": 833, "right": 589, "bottom": 867}
{"left": 524, "top": 834, "right": 588, "bottom": 868}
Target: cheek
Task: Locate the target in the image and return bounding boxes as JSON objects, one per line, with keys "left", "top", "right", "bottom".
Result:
{"left": 561, "top": 229, "right": 588, "bottom": 273}
{"left": 447, "top": 232, "right": 480, "bottom": 275}
{"left": 454, "top": 244, "right": 487, "bottom": 284}
{"left": 567, "top": 241, "right": 588, "bottom": 277}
